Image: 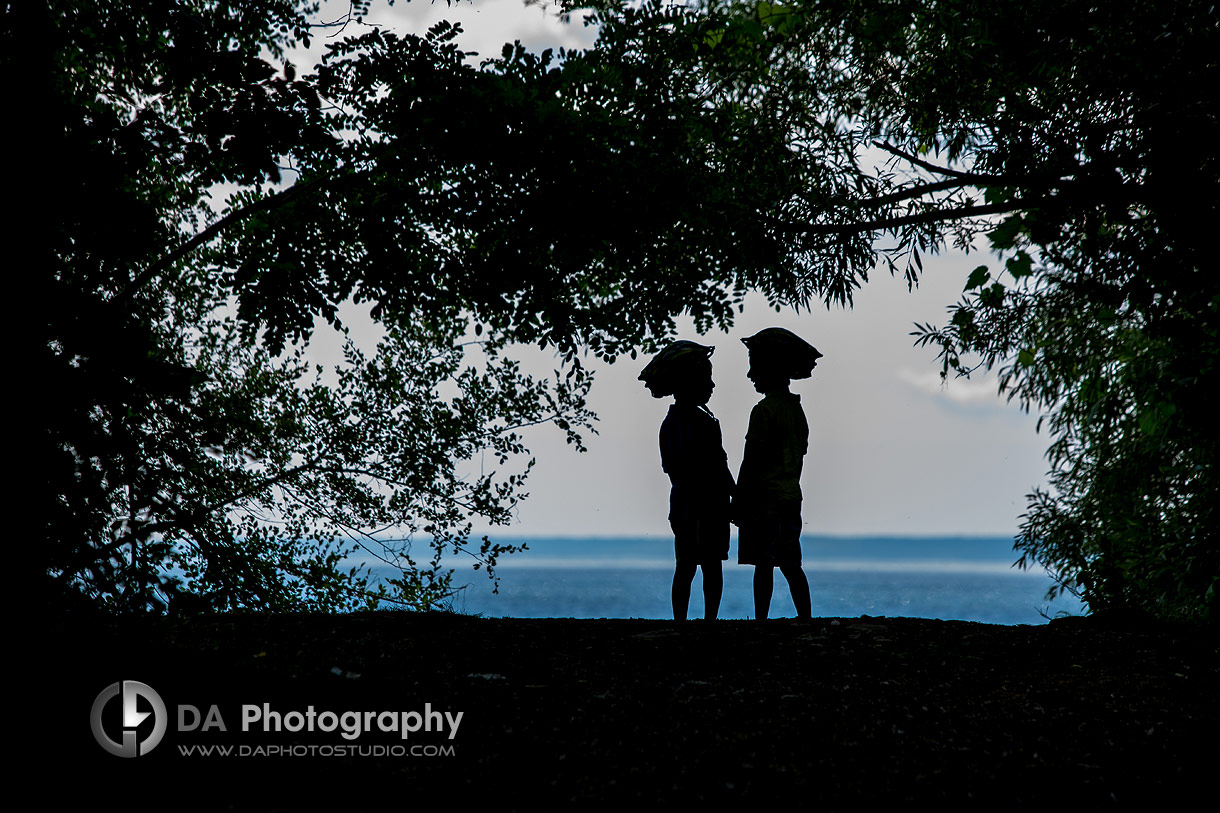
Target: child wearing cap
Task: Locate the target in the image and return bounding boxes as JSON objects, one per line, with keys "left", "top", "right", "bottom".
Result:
{"left": 640, "top": 341, "right": 735, "bottom": 621}
{"left": 733, "top": 327, "right": 822, "bottom": 621}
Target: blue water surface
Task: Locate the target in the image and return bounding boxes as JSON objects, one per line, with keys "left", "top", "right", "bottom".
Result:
{"left": 366, "top": 536, "right": 1085, "bottom": 625}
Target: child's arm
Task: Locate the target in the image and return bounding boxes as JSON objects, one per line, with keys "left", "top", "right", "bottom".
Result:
{"left": 658, "top": 412, "right": 684, "bottom": 483}
{"left": 713, "top": 419, "right": 735, "bottom": 497}
{"left": 732, "top": 403, "right": 769, "bottom": 524}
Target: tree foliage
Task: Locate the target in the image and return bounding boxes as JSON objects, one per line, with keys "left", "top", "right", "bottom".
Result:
{"left": 209, "top": 2, "right": 867, "bottom": 359}
{"left": 30, "top": 0, "right": 855, "bottom": 613}
{"left": 30, "top": 0, "right": 602, "bottom": 612}
{"left": 31, "top": 0, "right": 1217, "bottom": 621}
{"left": 659, "top": 0, "right": 1219, "bottom": 621}
{"left": 879, "top": 0, "right": 1218, "bottom": 623}
{"left": 536, "top": 0, "right": 1217, "bottom": 622}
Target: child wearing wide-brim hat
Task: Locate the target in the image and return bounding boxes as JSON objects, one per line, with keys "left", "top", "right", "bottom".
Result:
{"left": 740, "top": 326, "right": 823, "bottom": 380}
{"left": 733, "top": 327, "right": 821, "bottom": 620}
{"left": 640, "top": 341, "right": 735, "bottom": 621}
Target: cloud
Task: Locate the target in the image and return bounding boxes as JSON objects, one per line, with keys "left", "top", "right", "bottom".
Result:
{"left": 898, "top": 367, "right": 1008, "bottom": 406}
{"left": 368, "top": 0, "right": 598, "bottom": 59}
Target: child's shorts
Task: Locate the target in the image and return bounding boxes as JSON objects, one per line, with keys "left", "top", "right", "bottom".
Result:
{"left": 671, "top": 514, "right": 730, "bottom": 565}
{"left": 737, "top": 501, "right": 802, "bottom": 567}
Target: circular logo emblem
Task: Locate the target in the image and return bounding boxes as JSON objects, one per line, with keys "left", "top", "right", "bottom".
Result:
{"left": 90, "top": 681, "right": 168, "bottom": 757}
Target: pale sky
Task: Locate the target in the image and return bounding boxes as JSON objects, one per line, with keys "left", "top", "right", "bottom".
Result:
{"left": 506, "top": 254, "right": 1050, "bottom": 538}
{"left": 301, "top": 1, "right": 1052, "bottom": 539}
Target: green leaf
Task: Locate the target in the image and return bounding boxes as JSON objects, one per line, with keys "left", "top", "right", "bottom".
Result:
{"left": 988, "top": 216, "right": 1025, "bottom": 250}
{"left": 1005, "top": 251, "right": 1033, "bottom": 279}
{"left": 979, "top": 282, "right": 1006, "bottom": 308}
{"left": 983, "top": 186, "right": 1010, "bottom": 204}
{"left": 965, "top": 265, "right": 991, "bottom": 291}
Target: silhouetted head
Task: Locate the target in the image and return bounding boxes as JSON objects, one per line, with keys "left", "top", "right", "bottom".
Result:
{"left": 639, "top": 341, "right": 716, "bottom": 402}
{"left": 676, "top": 362, "right": 715, "bottom": 406}
{"left": 741, "top": 328, "right": 821, "bottom": 393}
{"left": 746, "top": 353, "right": 787, "bottom": 394}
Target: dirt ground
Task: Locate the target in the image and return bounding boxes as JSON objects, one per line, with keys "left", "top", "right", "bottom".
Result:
{"left": 35, "top": 611, "right": 1218, "bottom": 809}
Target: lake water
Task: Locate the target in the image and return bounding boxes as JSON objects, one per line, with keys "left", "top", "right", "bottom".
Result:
{"left": 364, "top": 536, "right": 1086, "bottom": 625}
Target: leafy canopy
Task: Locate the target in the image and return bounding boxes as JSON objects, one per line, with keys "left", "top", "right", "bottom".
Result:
{"left": 668, "top": 0, "right": 1219, "bottom": 622}
{"left": 33, "top": 0, "right": 1217, "bottom": 622}
{"left": 32, "top": 0, "right": 601, "bottom": 612}
{"left": 32, "top": 0, "right": 866, "bottom": 612}
{"left": 557, "top": 0, "right": 1217, "bottom": 622}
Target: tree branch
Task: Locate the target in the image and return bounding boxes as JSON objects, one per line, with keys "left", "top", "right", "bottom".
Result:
{"left": 853, "top": 178, "right": 975, "bottom": 208}
{"left": 121, "top": 455, "right": 327, "bottom": 541}
{"left": 873, "top": 140, "right": 1008, "bottom": 183}
{"left": 779, "top": 200, "right": 1042, "bottom": 236}
{"left": 114, "top": 178, "right": 325, "bottom": 304}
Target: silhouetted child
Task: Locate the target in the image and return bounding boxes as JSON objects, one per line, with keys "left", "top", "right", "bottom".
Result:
{"left": 733, "top": 327, "right": 822, "bottom": 620}
{"left": 639, "top": 341, "right": 734, "bottom": 621}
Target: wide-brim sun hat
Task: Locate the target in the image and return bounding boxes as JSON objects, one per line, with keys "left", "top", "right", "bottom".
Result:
{"left": 741, "top": 327, "right": 822, "bottom": 379}
{"left": 638, "top": 340, "right": 715, "bottom": 397}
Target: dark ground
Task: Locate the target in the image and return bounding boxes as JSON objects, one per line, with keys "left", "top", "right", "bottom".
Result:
{"left": 34, "top": 611, "right": 1217, "bottom": 809}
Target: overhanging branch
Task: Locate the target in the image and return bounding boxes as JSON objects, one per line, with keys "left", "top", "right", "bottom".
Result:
{"left": 780, "top": 200, "right": 1042, "bottom": 236}
{"left": 873, "top": 140, "right": 1008, "bottom": 184}
{"left": 854, "top": 178, "right": 975, "bottom": 208}
{"left": 114, "top": 178, "right": 326, "bottom": 305}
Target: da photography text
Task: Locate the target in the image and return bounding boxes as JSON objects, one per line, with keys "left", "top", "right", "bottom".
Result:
{"left": 91, "top": 680, "right": 463, "bottom": 758}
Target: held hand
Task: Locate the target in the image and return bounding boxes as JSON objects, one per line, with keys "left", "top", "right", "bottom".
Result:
{"left": 729, "top": 496, "right": 743, "bottom": 526}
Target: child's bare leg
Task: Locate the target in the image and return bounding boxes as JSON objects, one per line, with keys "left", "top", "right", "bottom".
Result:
{"left": 780, "top": 563, "right": 812, "bottom": 619}
{"left": 701, "top": 562, "right": 723, "bottom": 620}
{"left": 753, "top": 565, "right": 774, "bottom": 620}
{"left": 672, "top": 563, "right": 697, "bottom": 621}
